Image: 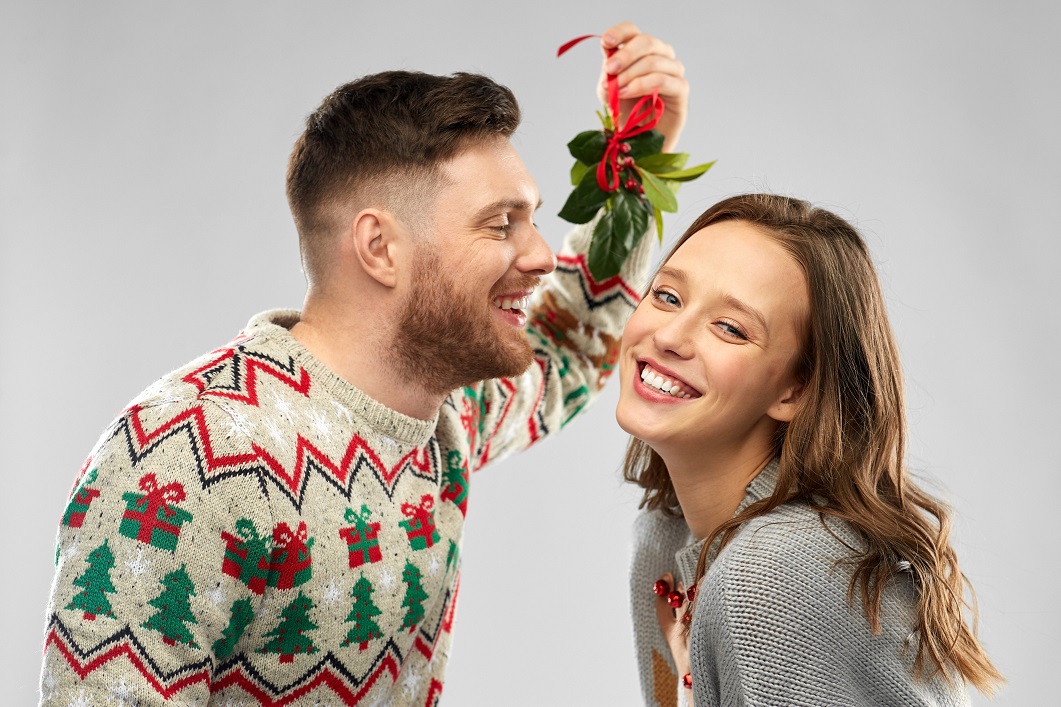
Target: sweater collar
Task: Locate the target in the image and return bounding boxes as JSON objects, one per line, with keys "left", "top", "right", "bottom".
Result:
{"left": 243, "top": 309, "right": 438, "bottom": 448}
{"left": 674, "top": 457, "right": 781, "bottom": 588}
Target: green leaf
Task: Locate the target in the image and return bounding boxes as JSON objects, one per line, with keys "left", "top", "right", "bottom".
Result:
{"left": 624, "top": 129, "right": 665, "bottom": 160}
{"left": 587, "top": 190, "right": 650, "bottom": 280}
{"left": 596, "top": 109, "right": 614, "bottom": 132}
{"left": 558, "top": 168, "right": 610, "bottom": 224}
{"left": 570, "top": 160, "right": 590, "bottom": 187}
{"left": 653, "top": 204, "right": 664, "bottom": 244}
{"left": 637, "top": 167, "right": 678, "bottom": 213}
{"left": 636, "top": 152, "right": 689, "bottom": 173}
{"left": 654, "top": 161, "right": 716, "bottom": 182}
{"left": 568, "top": 130, "right": 608, "bottom": 164}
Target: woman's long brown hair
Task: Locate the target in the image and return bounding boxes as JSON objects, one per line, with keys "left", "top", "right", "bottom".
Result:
{"left": 624, "top": 194, "right": 1003, "bottom": 693}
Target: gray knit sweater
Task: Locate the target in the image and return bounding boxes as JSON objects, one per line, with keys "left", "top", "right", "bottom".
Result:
{"left": 629, "top": 461, "right": 972, "bottom": 706}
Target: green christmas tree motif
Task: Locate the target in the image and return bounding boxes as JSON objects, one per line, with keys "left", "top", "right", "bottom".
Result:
{"left": 66, "top": 540, "right": 116, "bottom": 620}
{"left": 142, "top": 566, "right": 199, "bottom": 647}
{"left": 212, "top": 598, "right": 255, "bottom": 660}
{"left": 400, "top": 559, "right": 429, "bottom": 633}
{"left": 440, "top": 450, "right": 469, "bottom": 514}
{"left": 259, "top": 591, "right": 317, "bottom": 663}
{"left": 342, "top": 575, "right": 383, "bottom": 650}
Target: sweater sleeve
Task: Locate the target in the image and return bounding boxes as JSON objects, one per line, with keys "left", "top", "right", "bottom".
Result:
{"left": 456, "top": 218, "right": 655, "bottom": 471}
{"left": 690, "top": 512, "right": 971, "bottom": 707}
{"left": 40, "top": 398, "right": 273, "bottom": 706}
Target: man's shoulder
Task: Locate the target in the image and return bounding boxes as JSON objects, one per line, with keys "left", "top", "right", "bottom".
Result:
{"left": 123, "top": 311, "right": 298, "bottom": 415}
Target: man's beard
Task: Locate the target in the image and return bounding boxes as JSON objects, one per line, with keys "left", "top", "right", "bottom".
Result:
{"left": 392, "top": 249, "right": 538, "bottom": 395}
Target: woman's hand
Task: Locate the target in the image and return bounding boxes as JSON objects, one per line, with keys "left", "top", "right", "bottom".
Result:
{"left": 598, "top": 22, "right": 689, "bottom": 153}
{"left": 656, "top": 572, "right": 694, "bottom": 705}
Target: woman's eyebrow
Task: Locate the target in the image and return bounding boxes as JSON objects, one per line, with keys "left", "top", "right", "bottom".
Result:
{"left": 657, "top": 265, "right": 769, "bottom": 334}
{"left": 656, "top": 265, "right": 687, "bottom": 284}
{"left": 720, "top": 292, "right": 769, "bottom": 334}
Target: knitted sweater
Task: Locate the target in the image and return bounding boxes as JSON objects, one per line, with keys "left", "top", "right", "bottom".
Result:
{"left": 630, "top": 461, "right": 972, "bottom": 707}
{"left": 42, "top": 222, "right": 651, "bottom": 706}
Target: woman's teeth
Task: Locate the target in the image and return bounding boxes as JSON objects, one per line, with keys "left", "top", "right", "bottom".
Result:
{"left": 495, "top": 295, "right": 530, "bottom": 310}
{"left": 640, "top": 365, "right": 694, "bottom": 398}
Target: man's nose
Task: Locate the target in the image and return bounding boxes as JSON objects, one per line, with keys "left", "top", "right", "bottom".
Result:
{"left": 516, "top": 226, "right": 557, "bottom": 277}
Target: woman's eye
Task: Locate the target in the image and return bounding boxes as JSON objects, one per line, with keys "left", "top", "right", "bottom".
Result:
{"left": 651, "top": 288, "right": 679, "bottom": 306}
{"left": 717, "top": 321, "right": 748, "bottom": 340}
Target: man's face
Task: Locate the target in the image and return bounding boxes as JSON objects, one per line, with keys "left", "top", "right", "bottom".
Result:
{"left": 393, "top": 137, "right": 556, "bottom": 393}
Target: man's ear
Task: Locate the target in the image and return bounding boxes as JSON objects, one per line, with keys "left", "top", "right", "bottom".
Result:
{"left": 347, "top": 208, "right": 404, "bottom": 288}
{"left": 767, "top": 375, "right": 806, "bottom": 423}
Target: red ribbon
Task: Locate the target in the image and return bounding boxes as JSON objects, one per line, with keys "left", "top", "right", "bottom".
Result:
{"left": 138, "top": 472, "right": 186, "bottom": 518}
{"left": 558, "top": 34, "right": 665, "bottom": 192}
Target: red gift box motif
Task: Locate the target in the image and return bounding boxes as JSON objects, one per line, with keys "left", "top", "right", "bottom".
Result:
{"left": 338, "top": 505, "right": 382, "bottom": 569}
{"left": 63, "top": 468, "right": 101, "bottom": 529}
{"left": 119, "top": 473, "right": 192, "bottom": 553}
{"left": 221, "top": 519, "right": 273, "bottom": 595}
{"left": 399, "top": 494, "right": 440, "bottom": 551}
{"left": 267, "top": 520, "right": 314, "bottom": 590}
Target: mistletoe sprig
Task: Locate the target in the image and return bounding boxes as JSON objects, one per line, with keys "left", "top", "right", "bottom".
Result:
{"left": 557, "top": 35, "right": 715, "bottom": 280}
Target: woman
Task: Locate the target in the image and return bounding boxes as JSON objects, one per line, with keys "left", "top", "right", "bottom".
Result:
{"left": 620, "top": 194, "right": 1002, "bottom": 706}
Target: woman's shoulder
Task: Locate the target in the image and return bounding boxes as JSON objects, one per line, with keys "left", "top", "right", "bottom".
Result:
{"left": 706, "top": 502, "right": 879, "bottom": 612}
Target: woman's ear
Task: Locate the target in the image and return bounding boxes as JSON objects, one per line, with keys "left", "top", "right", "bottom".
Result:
{"left": 768, "top": 375, "right": 806, "bottom": 423}
{"left": 347, "top": 208, "right": 402, "bottom": 288}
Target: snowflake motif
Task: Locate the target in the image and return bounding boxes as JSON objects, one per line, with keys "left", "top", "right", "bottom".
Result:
{"left": 378, "top": 436, "right": 402, "bottom": 453}
{"left": 319, "top": 577, "right": 345, "bottom": 607}
{"left": 126, "top": 547, "right": 151, "bottom": 578}
{"left": 64, "top": 535, "right": 81, "bottom": 563}
{"left": 108, "top": 676, "right": 137, "bottom": 706}
{"left": 401, "top": 669, "right": 423, "bottom": 698}
{"left": 309, "top": 408, "right": 332, "bottom": 439}
{"left": 331, "top": 399, "right": 353, "bottom": 423}
{"left": 67, "top": 689, "right": 93, "bottom": 707}
{"left": 377, "top": 567, "right": 396, "bottom": 591}
{"left": 270, "top": 390, "right": 294, "bottom": 418}
{"left": 367, "top": 689, "right": 391, "bottom": 707}
{"left": 40, "top": 662, "right": 58, "bottom": 703}
{"left": 427, "top": 551, "right": 442, "bottom": 576}
{"left": 205, "top": 582, "right": 229, "bottom": 607}
{"left": 264, "top": 418, "right": 289, "bottom": 450}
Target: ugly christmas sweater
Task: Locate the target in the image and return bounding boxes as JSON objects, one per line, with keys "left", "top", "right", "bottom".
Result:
{"left": 41, "top": 221, "right": 653, "bottom": 706}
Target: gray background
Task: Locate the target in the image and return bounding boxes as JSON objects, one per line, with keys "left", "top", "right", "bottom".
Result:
{"left": 2, "top": 1, "right": 1057, "bottom": 704}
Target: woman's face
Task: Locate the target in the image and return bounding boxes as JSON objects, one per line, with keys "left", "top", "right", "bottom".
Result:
{"left": 616, "top": 220, "right": 810, "bottom": 457}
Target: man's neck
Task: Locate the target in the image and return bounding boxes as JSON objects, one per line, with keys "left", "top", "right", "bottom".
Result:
{"left": 290, "top": 300, "right": 445, "bottom": 422}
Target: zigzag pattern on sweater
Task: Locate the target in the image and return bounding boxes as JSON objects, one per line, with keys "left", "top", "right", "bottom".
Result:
{"left": 45, "top": 613, "right": 415, "bottom": 706}
{"left": 556, "top": 252, "right": 643, "bottom": 309}
{"left": 108, "top": 399, "right": 441, "bottom": 509}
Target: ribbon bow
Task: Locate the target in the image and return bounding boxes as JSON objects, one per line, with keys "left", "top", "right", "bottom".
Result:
{"left": 401, "top": 494, "right": 435, "bottom": 518}
{"left": 345, "top": 504, "right": 373, "bottom": 524}
{"left": 137, "top": 472, "right": 186, "bottom": 517}
{"left": 558, "top": 34, "right": 665, "bottom": 192}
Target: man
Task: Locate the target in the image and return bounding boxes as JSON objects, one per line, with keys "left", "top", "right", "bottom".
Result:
{"left": 41, "top": 23, "right": 688, "bottom": 705}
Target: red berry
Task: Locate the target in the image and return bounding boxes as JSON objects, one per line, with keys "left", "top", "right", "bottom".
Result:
{"left": 686, "top": 584, "right": 697, "bottom": 602}
{"left": 619, "top": 142, "right": 632, "bottom": 154}
{"left": 667, "top": 591, "right": 684, "bottom": 609}
{"left": 625, "top": 178, "right": 639, "bottom": 191}
{"left": 653, "top": 579, "right": 670, "bottom": 597}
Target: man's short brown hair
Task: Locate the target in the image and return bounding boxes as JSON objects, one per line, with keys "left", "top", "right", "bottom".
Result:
{"left": 286, "top": 71, "right": 521, "bottom": 282}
